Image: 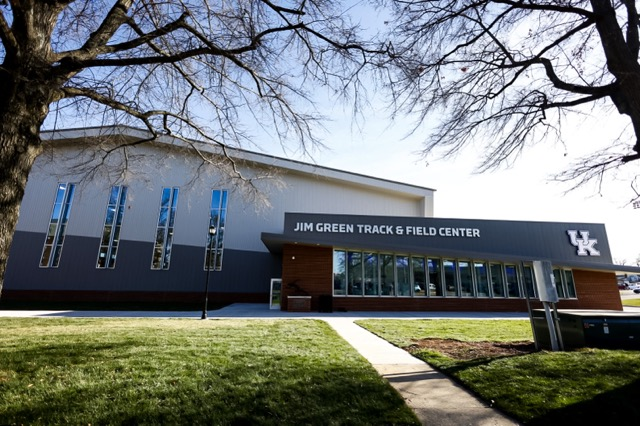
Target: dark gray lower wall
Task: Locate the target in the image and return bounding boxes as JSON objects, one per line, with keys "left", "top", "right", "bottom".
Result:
{"left": 5, "top": 231, "right": 282, "bottom": 294}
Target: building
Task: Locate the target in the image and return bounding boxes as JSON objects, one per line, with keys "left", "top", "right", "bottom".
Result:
{"left": 4, "top": 126, "right": 638, "bottom": 311}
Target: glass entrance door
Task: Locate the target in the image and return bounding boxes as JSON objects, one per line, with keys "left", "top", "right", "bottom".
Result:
{"left": 269, "top": 278, "right": 282, "bottom": 310}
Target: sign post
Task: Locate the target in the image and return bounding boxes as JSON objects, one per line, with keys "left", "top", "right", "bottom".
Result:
{"left": 532, "top": 260, "right": 562, "bottom": 351}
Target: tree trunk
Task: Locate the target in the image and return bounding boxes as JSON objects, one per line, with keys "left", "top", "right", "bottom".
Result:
{"left": 591, "top": 0, "right": 640, "bottom": 156}
{"left": 0, "top": 1, "right": 64, "bottom": 298}
{"left": 0, "top": 109, "right": 46, "bottom": 298}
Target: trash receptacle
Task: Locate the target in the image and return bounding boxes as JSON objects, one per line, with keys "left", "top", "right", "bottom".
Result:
{"left": 319, "top": 295, "right": 333, "bottom": 313}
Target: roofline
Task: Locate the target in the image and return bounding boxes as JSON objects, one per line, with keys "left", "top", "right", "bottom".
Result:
{"left": 40, "top": 125, "right": 436, "bottom": 198}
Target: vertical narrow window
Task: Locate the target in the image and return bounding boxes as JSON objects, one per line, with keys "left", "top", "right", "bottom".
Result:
{"left": 564, "top": 270, "right": 577, "bottom": 298}
{"left": 474, "top": 262, "right": 490, "bottom": 297}
{"left": 347, "top": 251, "right": 363, "bottom": 295}
{"left": 443, "top": 259, "right": 459, "bottom": 297}
{"left": 396, "top": 256, "right": 411, "bottom": 296}
{"left": 553, "top": 269, "right": 566, "bottom": 298}
{"left": 411, "top": 257, "right": 426, "bottom": 296}
{"left": 490, "top": 263, "right": 505, "bottom": 297}
{"left": 151, "top": 187, "right": 179, "bottom": 270}
{"left": 380, "top": 254, "right": 395, "bottom": 295}
{"left": 204, "top": 189, "right": 228, "bottom": 271}
{"left": 97, "top": 186, "right": 128, "bottom": 269}
{"left": 40, "top": 183, "right": 76, "bottom": 268}
{"left": 459, "top": 260, "right": 474, "bottom": 297}
{"left": 428, "top": 258, "right": 443, "bottom": 296}
{"left": 333, "top": 250, "right": 346, "bottom": 295}
{"left": 505, "top": 265, "right": 521, "bottom": 297}
{"left": 363, "top": 252, "right": 379, "bottom": 296}
{"left": 523, "top": 265, "right": 537, "bottom": 298}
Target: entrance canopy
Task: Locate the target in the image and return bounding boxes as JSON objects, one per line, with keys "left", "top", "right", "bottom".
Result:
{"left": 262, "top": 212, "right": 640, "bottom": 274}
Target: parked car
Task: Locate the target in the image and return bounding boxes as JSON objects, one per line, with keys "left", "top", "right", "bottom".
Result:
{"left": 628, "top": 284, "right": 640, "bottom": 292}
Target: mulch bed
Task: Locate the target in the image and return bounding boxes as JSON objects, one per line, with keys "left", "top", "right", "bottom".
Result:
{"left": 406, "top": 338, "right": 536, "bottom": 360}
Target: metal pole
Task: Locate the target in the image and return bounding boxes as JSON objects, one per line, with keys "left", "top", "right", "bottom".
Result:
{"left": 201, "top": 226, "right": 216, "bottom": 320}
{"left": 543, "top": 301, "right": 559, "bottom": 351}
{"left": 521, "top": 261, "right": 540, "bottom": 351}
{"left": 552, "top": 303, "right": 565, "bottom": 351}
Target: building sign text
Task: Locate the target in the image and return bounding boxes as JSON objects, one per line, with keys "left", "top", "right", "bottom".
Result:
{"left": 293, "top": 221, "right": 480, "bottom": 238}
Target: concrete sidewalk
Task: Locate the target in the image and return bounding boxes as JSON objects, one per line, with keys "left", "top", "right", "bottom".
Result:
{"left": 324, "top": 318, "right": 519, "bottom": 426}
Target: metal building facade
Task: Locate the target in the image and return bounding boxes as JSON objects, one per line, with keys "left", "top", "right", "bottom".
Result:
{"left": 4, "top": 126, "right": 435, "bottom": 305}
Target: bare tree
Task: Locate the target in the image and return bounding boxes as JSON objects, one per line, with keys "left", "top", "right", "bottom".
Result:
{"left": 0, "top": 0, "right": 379, "bottom": 296}
{"left": 382, "top": 0, "right": 640, "bottom": 190}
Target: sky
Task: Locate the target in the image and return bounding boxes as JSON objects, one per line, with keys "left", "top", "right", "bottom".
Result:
{"left": 41, "top": 1, "right": 640, "bottom": 265}
{"left": 298, "top": 95, "right": 640, "bottom": 266}
{"left": 274, "top": 0, "right": 640, "bottom": 266}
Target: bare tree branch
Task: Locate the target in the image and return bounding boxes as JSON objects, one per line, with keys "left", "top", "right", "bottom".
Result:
{"left": 80, "top": 0, "right": 133, "bottom": 52}
{"left": 0, "top": 0, "right": 379, "bottom": 293}
{"left": 383, "top": 0, "right": 640, "bottom": 191}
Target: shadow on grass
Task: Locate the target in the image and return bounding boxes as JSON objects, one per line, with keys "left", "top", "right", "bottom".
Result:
{"left": 525, "top": 379, "right": 640, "bottom": 426}
{"left": 1, "top": 340, "right": 419, "bottom": 425}
{"left": 410, "top": 348, "right": 640, "bottom": 425}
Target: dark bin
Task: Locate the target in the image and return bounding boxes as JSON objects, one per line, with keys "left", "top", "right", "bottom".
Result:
{"left": 318, "top": 295, "right": 333, "bottom": 313}
{"left": 533, "top": 309, "right": 640, "bottom": 350}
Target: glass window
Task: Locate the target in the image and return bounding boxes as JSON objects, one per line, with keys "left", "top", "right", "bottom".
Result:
{"left": 347, "top": 251, "right": 363, "bottom": 296}
{"left": 428, "top": 258, "right": 443, "bottom": 296}
{"left": 396, "top": 256, "right": 411, "bottom": 296}
{"left": 363, "top": 252, "right": 379, "bottom": 296}
{"left": 564, "top": 270, "right": 577, "bottom": 298}
{"left": 97, "top": 186, "right": 128, "bottom": 269}
{"left": 412, "top": 257, "right": 427, "bottom": 296}
{"left": 459, "top": 260, "right": 474, "bottom": 297}
{"left": 505, "top": 265, "right": 520, "bottom": 297}
{"left": 380, "top": 254, "right": 395, "bottom": 295}
{"left": 523, "top": 265, "right": 537, "bottom": 298}
{"left": 474, "top": 262, "right": 490, "bottom": 297}
{"left": 330, "top": 249, "right": 552, "bottom": 300}
{"left": 490, "top": 263, "right": 505, "bottom": 297}
{"left": 151, "top": 187, "right": 179, "bottom": 270}
{"left": 553, "top": 269, "right": 566, "bottom": 298}
{"left": 333, "top": 250, "right": 346, "bottom": 295}
{"left": 204, "top": 189, "right": 228, "bottom": 271}
{"left": 443, "top": 259, "right": 459, "bottom": 297}
{"left": 40, "top": 183, "right": 76, "bottom": 268}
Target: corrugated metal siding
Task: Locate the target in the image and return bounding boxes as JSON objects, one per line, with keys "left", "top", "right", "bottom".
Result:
{"left": 16, "top": 143, "right": 432, "bottom": 254}
{"left": 5, "top": 231, "right": 281, "bottom": 294}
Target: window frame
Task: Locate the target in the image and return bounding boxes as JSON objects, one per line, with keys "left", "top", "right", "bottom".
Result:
{"left": 96, "top": 185, "right": 128, "bottom": 269}
{"left": 203, "top": 189, "right": 228, "bottom": 272}
{"left": 40, "top": 182, "right": 76, "bottom": 268}
{"left": 330, "top": 249, "right": 576, "bottom": 301}
{"left": 151, "top": 187, "right": 180, "bottom": 270}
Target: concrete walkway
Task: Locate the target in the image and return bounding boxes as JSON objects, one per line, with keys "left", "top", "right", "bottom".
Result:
{"left": 324, "top": 318, "right": 519, "bottom": 426}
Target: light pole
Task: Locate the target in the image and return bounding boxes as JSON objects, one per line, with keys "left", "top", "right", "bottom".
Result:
{"left": 201, "top": 225, "right": 217, "bottom": 320}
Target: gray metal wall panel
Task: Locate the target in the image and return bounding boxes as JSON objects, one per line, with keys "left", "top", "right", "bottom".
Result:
{"left": 281, "top": 213, "right": 613, "bottom": 264}
{"left": 5, "top": 231, "right": 281, "bottom": 294}
{"left": 225, "top": 170, "right": 430, "bottom": 251}
{"left": 16, "top": 144, "right": 432, "bottom": 257}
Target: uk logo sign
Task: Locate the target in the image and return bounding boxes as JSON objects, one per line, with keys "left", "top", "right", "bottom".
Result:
{"left": 567, "top": 230, "right": 600, "bottom": 256}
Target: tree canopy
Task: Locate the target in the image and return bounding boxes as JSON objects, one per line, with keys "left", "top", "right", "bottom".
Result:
{"left": 382, "top": 0, "right": 640, "bottom": 191}
{"left": 0, "top": 0, "right": 378, "bottom": 294}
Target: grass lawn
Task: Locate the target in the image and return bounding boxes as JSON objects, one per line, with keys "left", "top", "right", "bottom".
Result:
{"left": 621, "top": 297, "right": 640, "bottom": 307}
{"left": 0, "top": 318, "right": 419, "bottom": 425}
{"left": 358, "top": 319, "right": 640, "bottom": 425}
